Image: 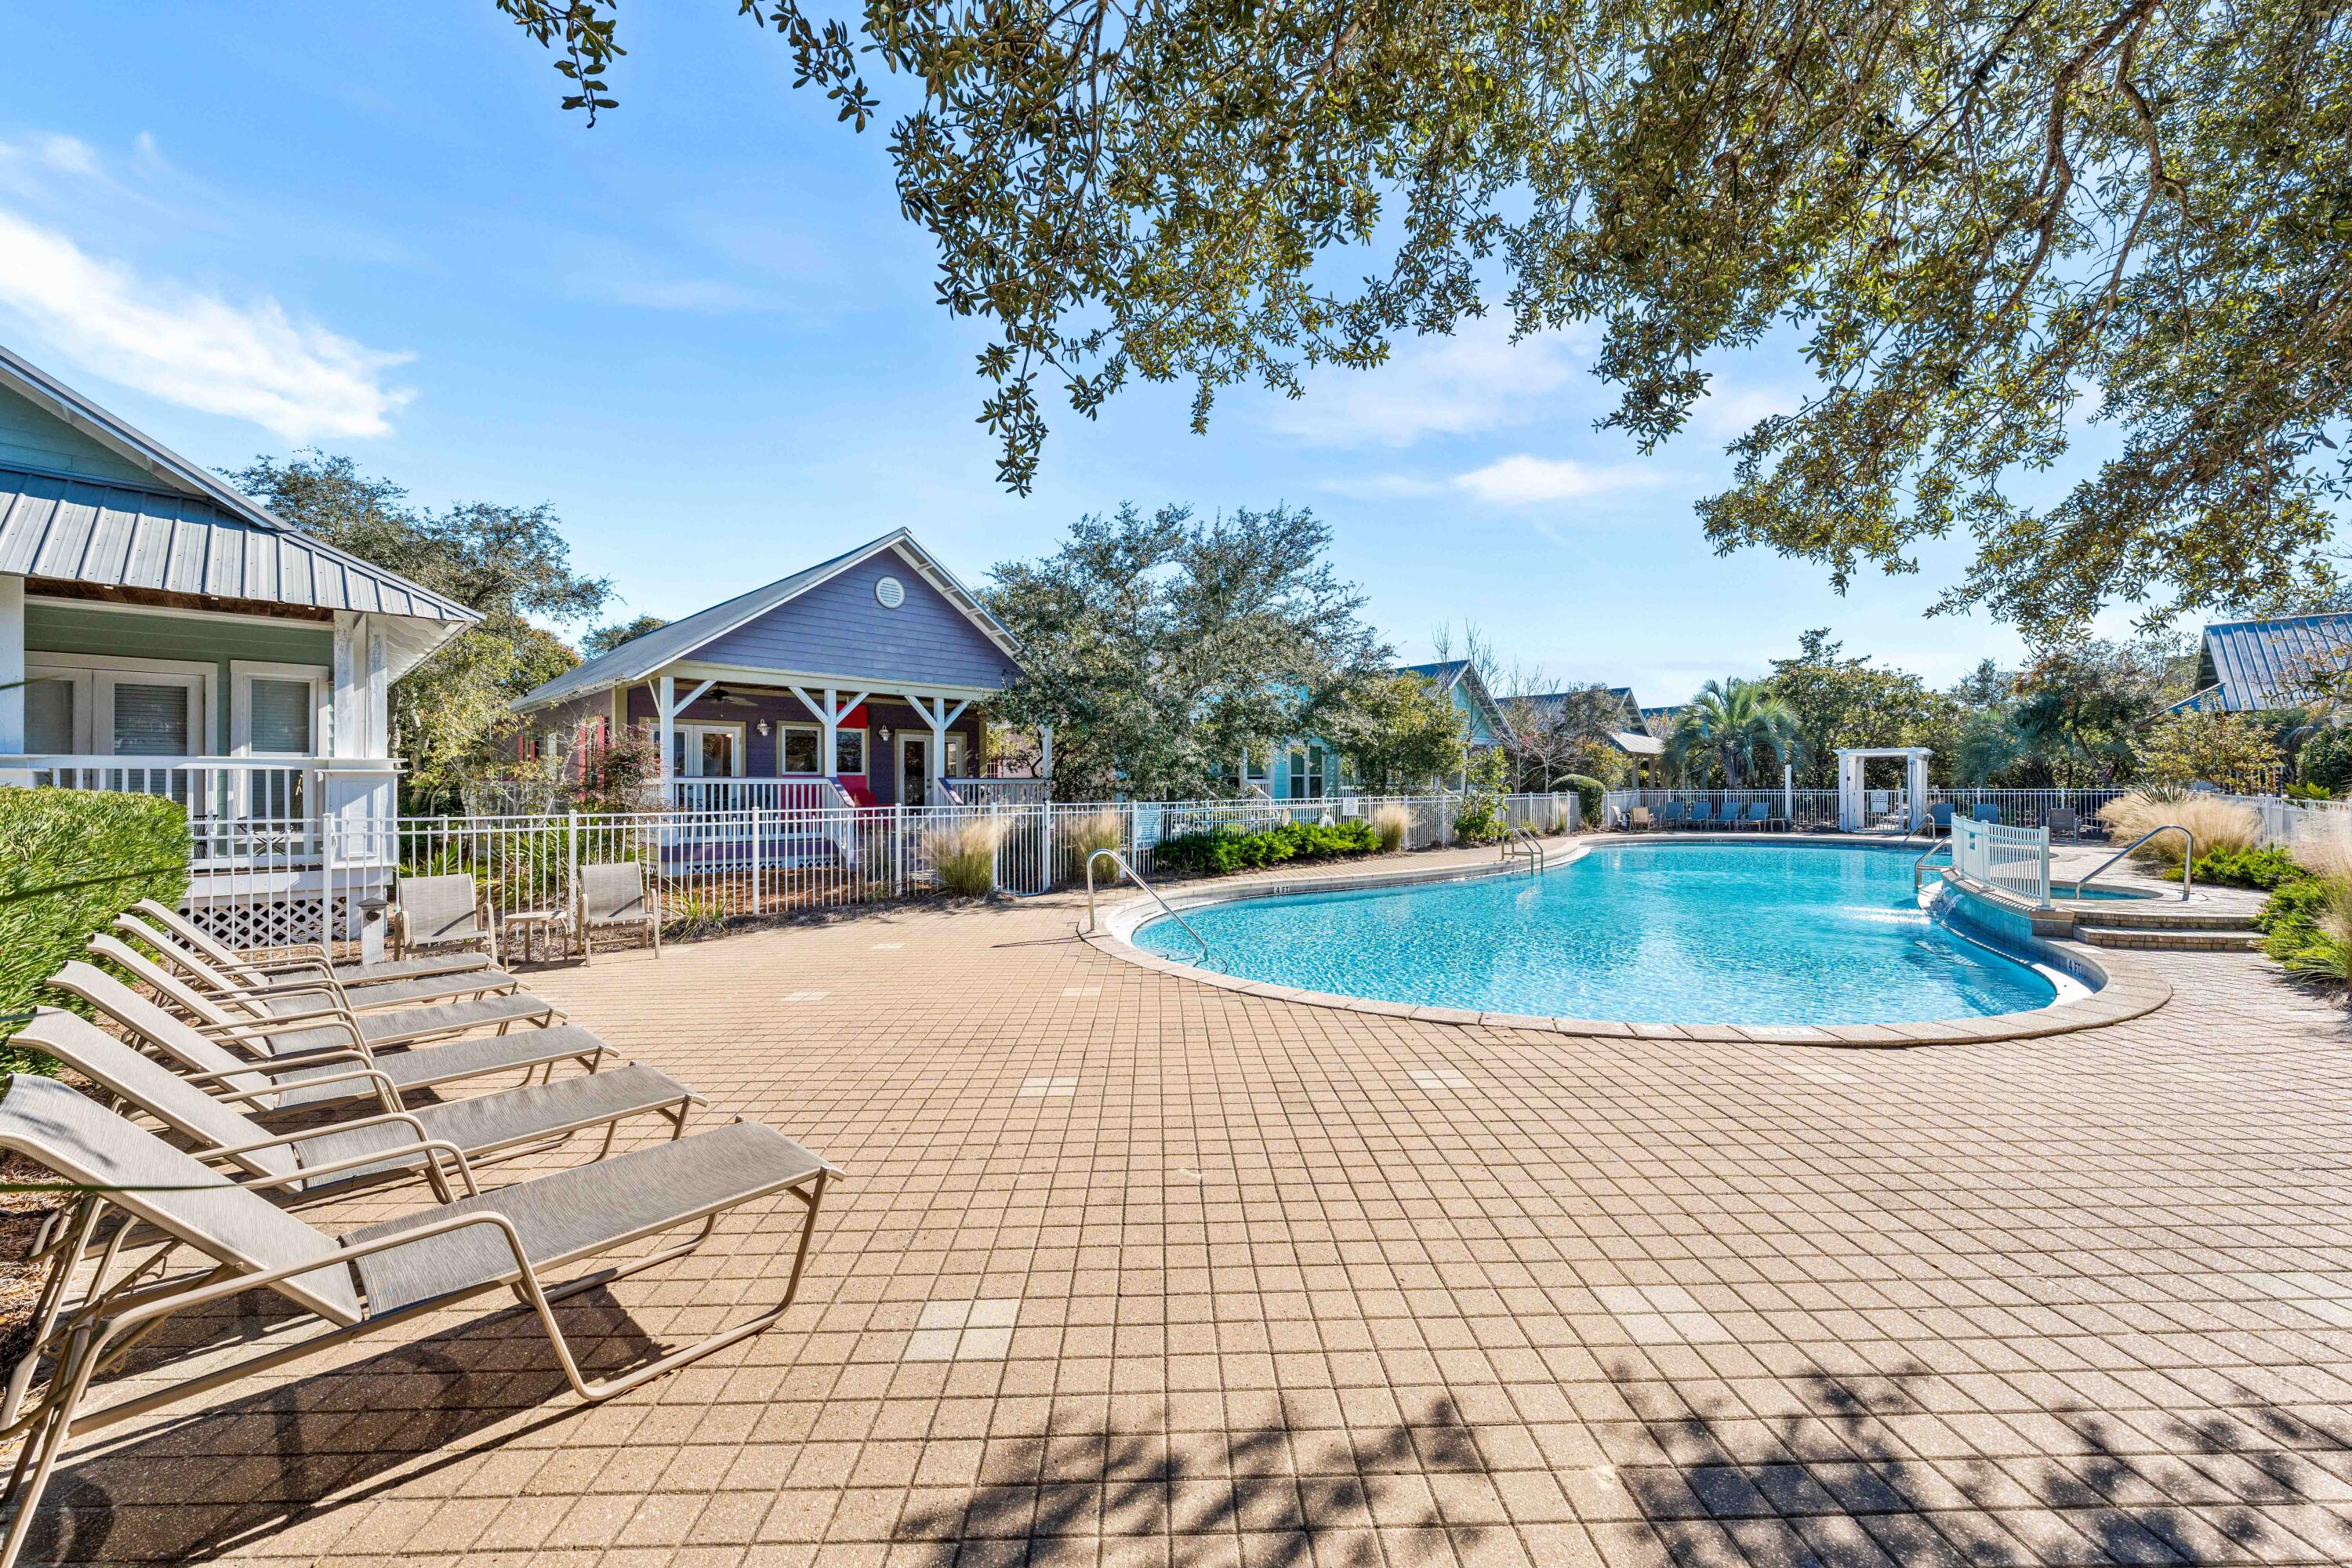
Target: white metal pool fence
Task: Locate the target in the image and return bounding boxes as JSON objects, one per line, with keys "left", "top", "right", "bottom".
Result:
{"left": 192, "top": 790, "right": 1581, "bottom": 948}
{"left": 1951, "top": 818, "right": 2053, "bottom": 906}
{"left": 1602, "top": 786, "right": 2129, "bottom": 832}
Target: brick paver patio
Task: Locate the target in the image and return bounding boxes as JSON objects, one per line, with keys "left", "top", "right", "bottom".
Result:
{"left": 24, "top": 846, "right": 2352, "bottom": 1566}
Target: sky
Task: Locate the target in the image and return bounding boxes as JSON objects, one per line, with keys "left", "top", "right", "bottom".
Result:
{"left": 1, "top": 3, "right": 2153, "bottom": 704}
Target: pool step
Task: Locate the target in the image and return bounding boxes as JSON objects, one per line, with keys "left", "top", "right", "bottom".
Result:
{"left": 2078, "top": 924, "right": 2263, "bottom": 952}
{"left": 2071, "top": 906, "right": 2261, "bottom": 931}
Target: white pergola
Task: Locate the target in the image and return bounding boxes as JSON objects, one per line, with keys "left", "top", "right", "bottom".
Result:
{"left": 1835, "top": 746, "right": 1933, "bottom": 831}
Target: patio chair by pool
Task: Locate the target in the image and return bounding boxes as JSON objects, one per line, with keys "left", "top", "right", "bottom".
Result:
{"left": 49, "top": 962, "right": 612, "bottom": 1113}
{"left": 130, "top": 899, "right": 496, "bottom": 987}
{"left": 1971, "top": 804, "right": 2002, "bottom": 824}
{"left": 0, "top": 1072, "right": 832, "bottom": 1568}
{"left": 111, "top": 914, "right": 520, "bottom": 1016}
{"left": 14, "top": 1009, "right": 697, "bottom": 1200}
{"left": 1687, "top": 802, "right": 1718, "bottom": 829}
{"left": 1929, "top": 802, "right": 1954, "bottom": 834}
{"left": 1659, "top": 801, "right": 1686, "bottom": 830}
{"left": 2047, "top": 808, "right": 2081, "bottom": 841}
{"left": 575, "top": 862, "right": 660, "bottom": 964}
{"left": 88, "top": 935, "right": 559, "bottom": 1058}
{"left": 1744, "top": 801, "right": 1773, "bottom": 829}
{"left": 394, "top": 874, "right": 501, "bottom": 967}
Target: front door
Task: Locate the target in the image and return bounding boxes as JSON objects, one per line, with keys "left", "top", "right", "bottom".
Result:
{"left": 670, "top": 724, "right": 742, "bottom": 778}
{"left": 898, "top": 734, "right": 929, "bottom": 806}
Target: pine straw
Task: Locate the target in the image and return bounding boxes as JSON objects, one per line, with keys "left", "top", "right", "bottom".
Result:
{"left": 0, "top": 1150, "right": 68, "bottom": 1365}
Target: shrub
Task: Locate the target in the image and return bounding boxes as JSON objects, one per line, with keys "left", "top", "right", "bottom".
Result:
{"left": 2266, "top": 877, "right": 2352, "bottom": 981}
{"left": 2257, "top": 875, "right": 2332, "bottom": 937}
{"left": 1370, "top": 804, "right": 1411, "bottom": 853}
{"left": 1, "top": 789, "right": 191, "bottom": 1073}
{"left": 1154, "top": 819, "right": 1378, "bottom": 877}
{"left": 2191, "top": 844, "right": 2308, "bottom": 891}
{"left": 927, "top": 817, "right": 1004, "bottom": 897}
{"left": 2097, "top": 789, "right": 2262, "bottom": 865}
{"left": 1560, "top": 775, "right": 1607, "bottom": 832}
{"left": 2299, "top": 727, "right": 2352, "bottom": 797}
{"left": 1061, "top": 809, "right": 1125, "bottom": 884}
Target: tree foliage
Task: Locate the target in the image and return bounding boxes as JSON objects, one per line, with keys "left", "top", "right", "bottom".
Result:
{"left": 1763, "top": 630, "right": 1958, "bottom": 786}
{"left": 582, "top": 613, "right": 670, "bottom": 659}
{"left": 2138, "top": 708, "right": 2285, "bottom": 791}
{"left": 501, "top": 0, "right": 2352, "bottom": 634}
{"left": 1319, "top": 671, "right": 1468, "bottom": 789}
{"left": 230, "top": 452, "right": 611, "bottom": 810}
{"left": 983, "top": 503, "right": 1386, "bottom": 800}
{"left": 1667, "top": 677, "right": 1806, "bottom": 786}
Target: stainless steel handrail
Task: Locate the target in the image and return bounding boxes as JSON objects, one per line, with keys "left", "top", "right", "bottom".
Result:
{"left": 1499, "top": 819, "right": 1545, "bottom": 872}
{"left": 1085, "top": 848, "right": 1210, "bottom": 964}
{"left": 1911, "top": 833, "right": 1951, "bottom": 892}
{"left": 2074, "top": 826, "right": 2195, "bottom": 901}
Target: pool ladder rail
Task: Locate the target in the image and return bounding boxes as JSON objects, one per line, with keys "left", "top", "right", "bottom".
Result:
{"left": 1084, "top": 848, "right": 1211, "bottom": 967}
{"left": 1499, "top": 820, "right": 1546, "bottom": 873}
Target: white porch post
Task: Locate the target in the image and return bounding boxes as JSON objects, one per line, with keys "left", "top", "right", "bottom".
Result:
{"left": 0, "top": 574, "right": 25, "bottom": 785}
{"left": 819, "top": 687, "right": 837, "bottom": 779}
{"left": 658, "top": 675, "right": 677, "bottom": 808}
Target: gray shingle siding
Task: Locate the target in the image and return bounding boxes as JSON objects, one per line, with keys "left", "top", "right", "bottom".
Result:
{"left": 695, "top": 547, "right": 1019, "bottom": 689}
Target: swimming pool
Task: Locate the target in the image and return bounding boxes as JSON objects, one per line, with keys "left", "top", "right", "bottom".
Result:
{"left": 1132, "top": 842, "right": 2067, "bottom": 1026}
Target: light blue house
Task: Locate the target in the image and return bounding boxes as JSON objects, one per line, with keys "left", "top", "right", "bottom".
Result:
{"left": 512, "top": 529, "right": 1030, "bottom": 808}
{"left": 1244, "top": 659, "right": 1507, "bottom": 799}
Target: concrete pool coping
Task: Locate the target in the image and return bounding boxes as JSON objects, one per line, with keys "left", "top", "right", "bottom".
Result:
{"left": 1084, "top": 834, "right": 2174, "bottom": 1047}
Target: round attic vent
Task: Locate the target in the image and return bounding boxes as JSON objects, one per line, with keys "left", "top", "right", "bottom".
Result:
{"left": 874, "top": 575, "right": 906, "bottom": 608}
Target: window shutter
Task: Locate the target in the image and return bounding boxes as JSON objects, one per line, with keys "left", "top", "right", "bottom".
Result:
{"left": 111, "top": 684, "right": 191, "bottom": 755}
{"left": 248, "top": 678, "right": 313, "bottom": 754}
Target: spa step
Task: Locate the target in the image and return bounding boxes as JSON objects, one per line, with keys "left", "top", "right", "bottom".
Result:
{"left": 2078, "top": 925, "right": 2263, "bottom": 952}
{"left": 2071, "top": 907, "right": 2263, "bottom": 931}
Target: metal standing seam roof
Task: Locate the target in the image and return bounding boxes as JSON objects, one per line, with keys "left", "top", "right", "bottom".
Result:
{"left": 2192, "top": 612, "right": 2352, "bottom": 711}
{"left": 0, "top": 466, "right": 477, "bottom": 625}
{"left": 511, "top": 528, "right": 1023, "bottom": 714}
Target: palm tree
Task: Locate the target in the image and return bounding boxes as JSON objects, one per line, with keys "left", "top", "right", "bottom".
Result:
{"left": 1666, "top": 678, "right": 1806, "bottom": 787}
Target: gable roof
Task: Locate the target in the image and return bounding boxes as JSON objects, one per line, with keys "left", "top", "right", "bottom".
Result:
{"left": 1515, "top": 686, "right": 1645, "bottom": 732}
{"left": 2170, "top": 612, "right": 2352, "bottom": 713}
{"left": 513, "top": 529, "right": 1021, "bottom": 713}
{"left": 0, "top": 344, "right": 475, "bottom": 630}
{"left": 1396, "top": 659, "right": 1508, "bottom": 739}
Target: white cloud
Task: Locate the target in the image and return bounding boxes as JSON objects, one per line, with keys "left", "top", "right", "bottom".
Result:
{"left": 1691, "top": 383, "right": 1803, "bottom": 439}
{"left": 1453, "top": 454, "right": 1651, "bottom": 506}
{"left": 0, "top": 208, "right": 413, "bottom": 441}
{"left": 1271, "top": 315, "right": 1595, "bottom": 448}
{"left": 1319, "top": 474, "right": 1448, "bottom": 501}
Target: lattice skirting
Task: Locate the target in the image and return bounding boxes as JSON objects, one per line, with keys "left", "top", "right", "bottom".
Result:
{"left": 181, "top": 894, "right": 351, "bottom": 954}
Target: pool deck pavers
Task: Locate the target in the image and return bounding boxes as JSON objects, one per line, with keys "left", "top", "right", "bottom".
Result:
{"left": 22, "top": 835, "right": 2352, "bottom": 1567}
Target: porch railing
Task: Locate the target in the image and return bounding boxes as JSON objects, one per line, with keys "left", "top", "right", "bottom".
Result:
{"left": 0, "top": 755, "right": 398, "bottom": 864}
{"left": 662, "top": 777, "right": 847, "bottom": 813}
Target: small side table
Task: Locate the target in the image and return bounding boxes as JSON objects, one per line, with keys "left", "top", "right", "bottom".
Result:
{"left": 503, "top": 909, "right": 568, "bottom": 964}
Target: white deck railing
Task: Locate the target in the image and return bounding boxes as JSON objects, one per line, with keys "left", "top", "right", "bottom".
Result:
{"left": 1602, "top": 786, "right": 2126, "bottom": 832}
{"left": 1951, "top": 818, "right": 2051, "bottom": 906}
{"left": 662, "top": 777, "right": 848, "bottom": 813}
{"left": 0, "top": 755, "right": 397, "bottom": 865}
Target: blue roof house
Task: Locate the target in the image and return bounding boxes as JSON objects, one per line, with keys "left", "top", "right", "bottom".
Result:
{"left": 2169, "top": 612, "right": 2352, "bottom": 713}
{"left": 513, "top": 530, "right": 1029, "bottom": 810}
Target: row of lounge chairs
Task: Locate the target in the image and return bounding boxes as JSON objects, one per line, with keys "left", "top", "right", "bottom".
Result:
{"left": 0, "top": 900, "right": 831, "bottom": 1566}
{"left": 1624, "top": 801, "right": 1780, "bottom": 831}
{"left": 394, "top": 866, "right": 659, "bottom": 967}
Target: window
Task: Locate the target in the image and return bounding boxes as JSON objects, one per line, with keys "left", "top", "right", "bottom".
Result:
{"left": 230, "top": 662, "right": 328, "bottom": 760}
{"left": 1243, "top": 746, "right": 1268, "bottom": 782}
{"left": 1304, "top": 747, "right": 1327, "bottom": 799}
{"left": 834, "top": 728, "right": 866, "bottom": 776}
{"left": 245, "top": 678, "right": 313, "bottom": 754}
{"left": 779, "top": 723, "right": 822, "bottom": 775}
{"left": 943, "top": 733, "right": 969, "bottom": 777}
{"left": 24, "top": 677, "right": 77, "bottom": 753}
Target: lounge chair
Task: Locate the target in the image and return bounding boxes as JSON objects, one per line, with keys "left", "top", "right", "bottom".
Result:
{"left": 1971, "top": 804, "right": 2002, "bottom": 824}
{"left": 88, "top": 935, "right": 559, "bottom": 1057}
{"left": 1627, "top": 806, "right": 1655, "bottom": 832}
{"left": 1744, "top": 801, "right": 1773, "bottom": 829}
{"left": 1659, "top": 801, "right": 1686, "bottom": 830}
{"left": 0, "top": 1072, "right": 831, "bottom": 1568}
{"left": 15, "top": 1009, "right": 697, "bottom": 1200}
{"left": 575, "top": 862, "right": 660, "bottom": 964}
{"left": 129, "top": 898, "right": 495, "bottom": 985}
{"left": 49, "top": 961, "right": 608, "bottom": 1112}
{"left": 2046, "top": 808, "right": 2080, "bottom": 841}
{"left": 111, "top": 913, "right": 521, "bottom": 1014}
{"left": 393, "top": 874, "right": 500, "bottom": 967}
{"left": 1687, "top": 802, "right": 1718, "bottom": 829}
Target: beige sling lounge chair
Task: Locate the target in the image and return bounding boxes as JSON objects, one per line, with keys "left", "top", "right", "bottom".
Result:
{"left": 111, "top": 913, "right": 521, "bottom": 1015}
{"left": 16, "top": 1010, "right": 698, "bottom": 1200}
{"left": 575, "top": 862, "right": 660, "bottom": 964}
{"left": 130, "top": 899, "right": 495, "bottom": 985}
{"left": 48, "top": 962, "right": 609, "bottom": 1112}
{"left": 88, "top": 935, "right": 558, "bottom": 1057}
{"left": 0, "top": 1072, "right": 831, "bottom": 1568}
{"left": 392, "top": 874, "right": 500, "bottom": 966}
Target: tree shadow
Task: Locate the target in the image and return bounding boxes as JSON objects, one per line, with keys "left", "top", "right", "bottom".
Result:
{"left": 894, "top": 1389, "right": 1490, "bottom": 1568}
{"left": 17, "top": 1283, "right": 664, "bottom": 1564}
{"left": 1606, "top": 1354, "right": 2352, "bottom": 1565}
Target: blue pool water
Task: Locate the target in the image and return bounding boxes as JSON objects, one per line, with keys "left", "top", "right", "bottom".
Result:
{"left": 1135, "top": 843, "right": 2061, "bottom": 1025}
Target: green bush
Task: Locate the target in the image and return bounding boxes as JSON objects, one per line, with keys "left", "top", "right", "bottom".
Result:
{"left": 1452, "top": 800, "right": 1504, "bottom": 845}
{"left": 2256, "top": 875, "right": 2330, "bottom": 937}
{"left": 1560, "top": 775, "right": 1608, "bottom": 832}
{"left": 2192, "top": 844, "right": 2308, "bottom": 891}
{"left": 1155, "top": 818, "right": 1379, "bottom": 877}
{"left": 2299, "top": 728, "right": 2352, "bottom": 797}
{"left": 1, "top": 789, "right": 191, "bottom": 1073}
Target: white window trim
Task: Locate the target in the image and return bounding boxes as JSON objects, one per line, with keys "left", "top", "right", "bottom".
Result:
{"left": 27, "top": 652, "right": 215, "bottom": 758}
{"left": 833, "top": 726, "right": 868, "bottom": 777}
{"left": 777, "top": 721, "right": 823, "bottom": 776}
{"left": 673, "top": 720, "right": 747, "bottom": 778}
{"left": 229, "top": 660, "right": 331, "bottom": 759}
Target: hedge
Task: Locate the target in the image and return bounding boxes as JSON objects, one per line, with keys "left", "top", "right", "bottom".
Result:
{"left": 1, "top": 789, "right": 191, "bottom": 1073}
{"left": 1154, "top": 819, "right": 1380, "bottom": 877}
{"left": 1559, "top": 775, "right": 1608, "bottom": 831}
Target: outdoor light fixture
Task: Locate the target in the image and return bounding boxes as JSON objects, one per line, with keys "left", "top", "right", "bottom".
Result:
{"left": 757, "top": 720, "right": 769, "bottom": 736}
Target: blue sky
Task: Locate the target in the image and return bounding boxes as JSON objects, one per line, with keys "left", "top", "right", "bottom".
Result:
{"left": 2, "top": 3, "right": 2142, "bottom": 703}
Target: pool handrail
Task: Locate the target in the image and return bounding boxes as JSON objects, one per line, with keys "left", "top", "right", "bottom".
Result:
{"left": 1499, "top": 819, "right": 1545, "bottom": 872}
{"left": 1085, "top": 848, "right": 1211, "bottom": 965}
{"left": 1911, "top": 836, "right": 1951, "bottom": 892}
{"left": 2074, "top": 826, "right": 2195, "bottom": 902}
